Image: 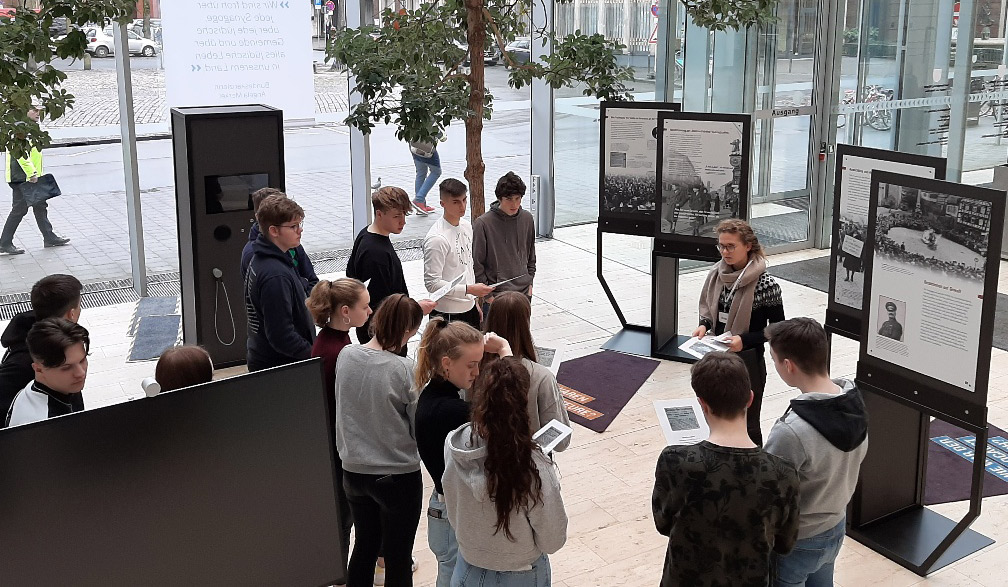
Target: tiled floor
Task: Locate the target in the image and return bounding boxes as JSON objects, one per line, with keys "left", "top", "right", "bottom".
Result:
{"left": 4, "top": 222, "right": 1006, "bottom": 586}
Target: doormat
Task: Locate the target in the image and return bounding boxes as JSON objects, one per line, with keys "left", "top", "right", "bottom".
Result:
{"left": 925, "top": 420, "right": 1008, "bottom": 506}
{"left": 127, "top": 296, "right": 182, "bottom": 362}
{"left": 556, "top": 350, "right": 660, "bottom": 433}
{"left": 767, "top": 256, "right": 1008, "bottom": 351}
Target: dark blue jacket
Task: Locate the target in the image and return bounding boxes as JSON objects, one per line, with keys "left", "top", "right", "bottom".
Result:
{"left": 241, "top": 222, "right": 319, "bottom": 295}
{"left": 244, "top": 235, "right": 317, "bottom": 369}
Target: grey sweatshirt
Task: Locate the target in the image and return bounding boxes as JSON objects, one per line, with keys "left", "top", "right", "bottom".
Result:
{"left": 522, "top": 358, "right": 571, "bottom": 452}
{"left": 472, "top": 201, "right": 536, "bottom": 294}
{"left": 764, "top": 378, "right": 868, "bottom": 539}
{"left": 442, "top": 424, "right": 568, "bottom": 571}
{"left": 334, "top": 345, "right": 420, "bottom": 475}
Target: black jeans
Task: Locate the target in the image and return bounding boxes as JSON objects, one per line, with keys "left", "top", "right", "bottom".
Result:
{"left": 430, "top": 306, "right": 481, "bottom": 330}
{"left": 738, "top": 346, "right": 767, "bottom": 446}
{"left": 1, "top": 182, "right": 57, "bottom": 246}
{"left": 343, "top": 469, "right": 423, "bottom": 587}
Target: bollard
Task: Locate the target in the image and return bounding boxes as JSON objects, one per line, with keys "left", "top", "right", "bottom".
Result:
{"left": 83, "top": 53, "right": 92, "bottom": 70}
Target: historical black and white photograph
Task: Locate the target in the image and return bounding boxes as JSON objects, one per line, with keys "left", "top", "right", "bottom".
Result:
{"left": 601, "top": 107, "right": 661, "bottom": 216}
{"left": 658, "top": 118, "right": 744, "bottom": 237}
{"left": 876, "top": 296, "right": 905, "bottom": 342}
{"left": 873, "top": 182, "right": 990, "bottom": 283}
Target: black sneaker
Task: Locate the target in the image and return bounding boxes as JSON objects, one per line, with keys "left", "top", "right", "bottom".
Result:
{"left": 0, "top": 243, "right": 25, "bottom": 255}
{"left": 44, "top": 236, "right": 71, "bottom": 247}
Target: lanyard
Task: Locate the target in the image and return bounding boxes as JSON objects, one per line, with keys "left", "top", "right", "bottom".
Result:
{"left": 725, "top": 260, "right": 753, "bottom": 301}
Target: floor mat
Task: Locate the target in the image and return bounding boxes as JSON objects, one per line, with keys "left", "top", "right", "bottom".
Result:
{"left": 925, "top": 420, "right": 1008, "bottom": 505}
{"left": 557, "top": 350, "right": 660, "bottom": 433}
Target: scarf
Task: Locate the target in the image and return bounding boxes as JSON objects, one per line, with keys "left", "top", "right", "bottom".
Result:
{"left": 699, "top": 256, "right": 767, "bottom": 335}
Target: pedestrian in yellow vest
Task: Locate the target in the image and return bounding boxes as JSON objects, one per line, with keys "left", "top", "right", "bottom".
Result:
{"left": 1, "top": 108, "right": 70, "bottom": 255}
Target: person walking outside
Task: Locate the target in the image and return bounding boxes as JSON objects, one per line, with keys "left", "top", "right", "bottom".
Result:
{"left": 1, "top": 108, "right": 70, "bottom": 255}
{"left": 409, "top": 137, "right": 440, "bottom": 215}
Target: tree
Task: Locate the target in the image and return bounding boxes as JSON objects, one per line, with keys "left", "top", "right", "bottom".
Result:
{"left": 1, "top": 0, "right": 135, "bottom": 159}
{"left": 329, "top": 0, "right": 635, "bottom": 218}
{"left": 680, "top": 0, "right": 777, "bottom": 32}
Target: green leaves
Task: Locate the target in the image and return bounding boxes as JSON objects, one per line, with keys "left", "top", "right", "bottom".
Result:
{"left": 680, "top": 0, "right": 777, "bottom": 32}
{"left": 0, "top": 0, "right": 134, "bottom": 158}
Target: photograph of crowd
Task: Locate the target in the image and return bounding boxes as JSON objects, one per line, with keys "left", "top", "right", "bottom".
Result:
{"left": 602, "top": 172, "right": 657, "bottom": 214}
{"left": 873, "top": 182, "right": 990, "bottom": 282}
{"left": 658, "top": 131, "right": 743, "bottom": 238}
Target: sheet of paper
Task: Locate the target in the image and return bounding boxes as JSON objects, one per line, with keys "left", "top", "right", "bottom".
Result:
{"left": 678, "top": 335, "right": 730, "bottom": 360}
{"left": 533, "top": 419, "right": 573, "bottom": 453}
{"left": 430, "top": 273, "right": 465, "bottom": 302}
{"left": 534, "top": 345, "right": 564, "bottom": 378}
{"left": 653, "top": 399, "right": 710, "bottom": 445}
{"left": 490, "top": 274, "right": 527, "bottom": 288}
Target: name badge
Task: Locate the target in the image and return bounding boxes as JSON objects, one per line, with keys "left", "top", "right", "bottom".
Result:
{"left": 718, "top": 311, "right": 730, "bottom": 325}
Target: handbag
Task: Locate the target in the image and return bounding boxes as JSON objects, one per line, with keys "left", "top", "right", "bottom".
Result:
{"left": 409, "top": 140, "right": 436, "bottom": 158}
{"left": 20, "top": 174, "right": 61, "bottom": 206}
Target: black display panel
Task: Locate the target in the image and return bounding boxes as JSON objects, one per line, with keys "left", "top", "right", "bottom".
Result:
{"left": 598, "top": 100, "right": 681, "bottom": 236}
{"left": 654, "top": 111, "right": 751, "bottom": 261}
{"left": 204, "top": 173, "right": 268, "bottom": 214}
{"left": 857, "top": 171, "right": 1004, "bottom": 428}
{"left": 0, "top": 359, "right": 346, "bottom": 586}
{"left": 826, "top": 145, "right": 946, "bottom": 340}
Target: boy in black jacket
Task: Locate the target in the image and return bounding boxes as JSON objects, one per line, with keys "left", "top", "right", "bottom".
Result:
{"left": 346, "top": 186, "right": 435, "bottom": 344}
{"left": 244, "top": 195, "right": 316, "bottom": 371}
{"left": 240, "top": 187, "right": 318, "bottom": 294}
{"left": 0, "top": 273, "right": 82, "bottom": 425}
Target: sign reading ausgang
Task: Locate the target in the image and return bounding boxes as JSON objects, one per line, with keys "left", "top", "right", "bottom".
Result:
{"left": 161, "top": 0, "right": 314, "bottom": 119}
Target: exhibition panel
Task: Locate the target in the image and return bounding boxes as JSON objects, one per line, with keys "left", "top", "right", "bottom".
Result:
{"left": 826, "top": 144, "right": 947, "bottom": 339}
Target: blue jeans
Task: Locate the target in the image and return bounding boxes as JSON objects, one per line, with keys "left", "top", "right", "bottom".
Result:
{"left": 451, "top": 553, "right": 551, "bottom": 587}
{"left": 427, "top": 491, "right": 458, "bottom": 587}
{"left": 773, "top": 518, "right": 846, "bottom": 587}
{"left": 412, "top": 151, "right": 441, "bottom": 205}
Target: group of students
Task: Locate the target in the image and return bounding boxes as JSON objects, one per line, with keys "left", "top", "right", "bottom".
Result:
{"left": 0, "top": 274, "right": 215, "bottom": 428}
{"left": 652, "top": 217, "right": 869, "bottom": 587}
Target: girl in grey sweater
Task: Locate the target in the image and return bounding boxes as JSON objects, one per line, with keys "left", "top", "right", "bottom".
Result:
{"left": 483, "top": 292, "right": 571, "bottom": 451}
{"left": 334, "top": 294, "right": 424, "bottom": 587}
{"left": 442, "top": 358, "right": 568, "bottom": 586}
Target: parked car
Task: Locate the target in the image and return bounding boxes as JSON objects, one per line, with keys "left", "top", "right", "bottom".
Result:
{"left": 85, "top": 26, "right": 159, "bottom": 57}
{"left": 457, "top": 40, "right": 502, "bottom": 67}
{"left": 505, "top": 37, "right": 531, "bottom": 67}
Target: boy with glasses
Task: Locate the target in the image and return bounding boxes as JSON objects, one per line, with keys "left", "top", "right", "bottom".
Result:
{"left": 240, "top": 187, "right": 318, "bottom": 294}
{"left": 472, "top": 172, "right": 536, "bottom": 312}
{"left": 244, "top": 195, "right": 316, "bottom": 371}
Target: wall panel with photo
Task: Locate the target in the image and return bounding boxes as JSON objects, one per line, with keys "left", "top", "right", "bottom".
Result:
{"left": 857, "top": 171, "right": 1004, "bottom": 427}
{"left": 598, "top": 101, "right": 681, "bottom": 236}
{"left": 654, "top": 111, "right": 751, "bottom": 261}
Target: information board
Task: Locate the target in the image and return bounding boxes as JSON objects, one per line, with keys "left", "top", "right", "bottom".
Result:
{"left": 161, "top": 0, "right": 314, "bottom": 119}
{"left": 598, "top": 101, "right": 681, "bottom": 236}
{"left": 654, "top": 111, "right": 751, "bottom": 261}
{"left": 827, "top": 145, "right": 946, "bottom": 339}
{"left": 858, "top": 171, "right": 1004, "bottom": 427}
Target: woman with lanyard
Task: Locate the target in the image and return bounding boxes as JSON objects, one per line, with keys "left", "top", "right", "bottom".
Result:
{"left": 692, "top": 219, "right": 784, "bottom": 446}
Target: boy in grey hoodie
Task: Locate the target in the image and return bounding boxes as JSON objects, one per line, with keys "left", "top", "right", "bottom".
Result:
{"left": 764, "top": 318, "right": 869, "bottom": 587}
{"left": 473, "top": 172, "right": 536, "bottom": 307}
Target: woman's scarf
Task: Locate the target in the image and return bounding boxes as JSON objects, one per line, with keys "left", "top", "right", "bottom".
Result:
{"left": 698, "top": 256, "right": 767, "bottom": 335}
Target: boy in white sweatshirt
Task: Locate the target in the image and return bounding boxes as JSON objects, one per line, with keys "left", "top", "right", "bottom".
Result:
{"left": 422, "top": 178, "right": 495, "bottom": 329}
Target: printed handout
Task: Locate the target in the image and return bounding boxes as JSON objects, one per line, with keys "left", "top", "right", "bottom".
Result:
{"left": 430, "top": 274, "right": 465, "bottom": 302}
{"left": 678, "top": 333, "right": 731, "bottom": 360}
{"left": 653, "top": 399, "right": 710, "bottom": 445}
{"left": 533, "top": 419, "right": 573, "bottom": 453}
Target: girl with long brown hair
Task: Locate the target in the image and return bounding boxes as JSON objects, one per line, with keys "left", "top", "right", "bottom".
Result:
{"left": 442, "top": 358, "right": 567, "bottom": 586}
{"left": 692, "top": 219, "right": 785, "bottom": 445}
{"left": 481, "top": 291, "right": 571, "bottom": 451}
{"left": 334, "top": 294, "right": 424, "bottom": 587}
{"left": 414, "top": 319, "right": 512, "bottom": 587}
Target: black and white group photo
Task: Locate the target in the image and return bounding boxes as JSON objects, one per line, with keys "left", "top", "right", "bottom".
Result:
{"left": 874, "top": 182, "right": 991, "bottom": 283}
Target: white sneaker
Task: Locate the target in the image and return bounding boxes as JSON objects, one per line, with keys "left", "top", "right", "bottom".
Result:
{"left": 373, "top": 563, "right": 385, "bottom": 586}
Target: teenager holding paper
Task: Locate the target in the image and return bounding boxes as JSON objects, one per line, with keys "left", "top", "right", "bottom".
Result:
{"left": 472, "top": 172, "right": 535, "bottom": 313}
{"left": 422, "top": 178, "right": 495, "bottom": 329}
{"left": 692, "top": 219, "right": 784, "bottom": 446}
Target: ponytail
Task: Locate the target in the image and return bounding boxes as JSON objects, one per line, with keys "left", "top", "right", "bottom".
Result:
{"left": 306, "top": 278, "right": 366, "bottom": 327}
{"left": 415, "top": 318, "right": 484, "bottom": 390}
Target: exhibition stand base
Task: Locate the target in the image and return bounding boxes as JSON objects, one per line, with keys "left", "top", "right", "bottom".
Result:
{"left": 653, "top": 333, "right": 701, "bottom": 364}
{"left": 601, "top": 326, "right": 653, "bottom": 358}
{"left": 848, "top": 507, "right": 993, "bottom": 575}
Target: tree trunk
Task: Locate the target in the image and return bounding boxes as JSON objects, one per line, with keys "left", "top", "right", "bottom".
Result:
{"left": 463, "top": 0, "right": 486, "bottom": 220}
